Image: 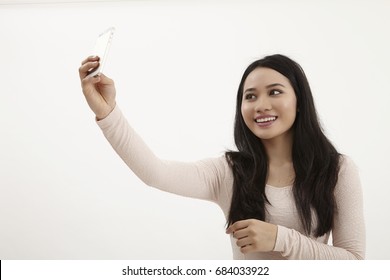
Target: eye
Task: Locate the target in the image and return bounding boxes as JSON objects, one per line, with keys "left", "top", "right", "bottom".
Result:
{"left": 270, "top": 89, "right": 282, "bottom": 96}
{"left": 244, "top": 93, "right": 256, "bottom": 100}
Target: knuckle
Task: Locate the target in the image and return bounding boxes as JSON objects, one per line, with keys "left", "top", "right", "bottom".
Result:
{"left": 81, "top": 78, "right": 90, "bottom": 86}
{"left": 240, "top": 246, "right": 249, "bottom": 254}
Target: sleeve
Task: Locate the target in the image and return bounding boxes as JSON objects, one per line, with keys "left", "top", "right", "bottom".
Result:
{"left": 273, "top": 156, "right": 366, "bottom": 259}
{"left": 96, "top": 105, "right": 228, "bottom": 203}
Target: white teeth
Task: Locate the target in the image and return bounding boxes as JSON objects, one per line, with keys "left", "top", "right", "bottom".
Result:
{"left": 256, "top": 117, "right": 276, "bottom": 123}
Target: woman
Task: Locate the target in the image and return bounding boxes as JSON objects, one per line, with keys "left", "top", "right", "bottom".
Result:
{"left": 78, "top": 54, "right": 365, "bottom": 259}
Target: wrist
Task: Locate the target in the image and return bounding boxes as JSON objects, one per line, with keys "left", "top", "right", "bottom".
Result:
{"left": 96, "top": 104, "right": 116, "bottom": 121}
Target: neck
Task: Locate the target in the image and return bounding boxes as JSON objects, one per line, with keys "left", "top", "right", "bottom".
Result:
{"left": 261, "top": 130, "right": 294, "bottom": 166}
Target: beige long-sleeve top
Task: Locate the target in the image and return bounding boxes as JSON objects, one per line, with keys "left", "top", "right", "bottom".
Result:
{"left": 97, "top": 105, "right": 366, "bottom": 260}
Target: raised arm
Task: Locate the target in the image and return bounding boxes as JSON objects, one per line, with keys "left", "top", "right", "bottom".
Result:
{"left": 97, "top": 105, "right": 228, "bottom": 202}
{"left": 79, "top": 56, "right": 229, "bottom": 204}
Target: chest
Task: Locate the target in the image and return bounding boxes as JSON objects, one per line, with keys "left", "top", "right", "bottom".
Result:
{"left": 264, "top": 186, "right": 303, "bottom": 230}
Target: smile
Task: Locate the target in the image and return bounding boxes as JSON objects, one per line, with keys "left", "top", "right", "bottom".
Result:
{"left": 255, "top": 116, "right": 277, "bottom": 123}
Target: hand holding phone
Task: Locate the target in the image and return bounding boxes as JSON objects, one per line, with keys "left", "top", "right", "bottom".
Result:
{"left": 80, "top": 27, "right": 117, "bottom": 119}
{"left": 86, "top": 27, "right": 115, "bottom": 78}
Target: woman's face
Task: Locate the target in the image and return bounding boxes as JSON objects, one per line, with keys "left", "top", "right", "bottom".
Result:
{"left": 241, "top": 67, "right": 297, "bottom": 142}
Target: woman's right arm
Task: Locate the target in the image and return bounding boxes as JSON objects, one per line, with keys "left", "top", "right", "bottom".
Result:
{"left": 78, "top": 57, "right": 228, "bottom": 203}
{"left": 97, "top": 105, "right": 228, "bottom": 202}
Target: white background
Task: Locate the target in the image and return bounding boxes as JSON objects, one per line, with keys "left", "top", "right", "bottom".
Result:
{"left": 0, "top": 0, "right": 389, "bottom": 260}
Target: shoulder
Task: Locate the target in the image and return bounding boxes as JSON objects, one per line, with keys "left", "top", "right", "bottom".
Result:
{"left": 338, "top": 154, "right": 360, "bottom": 178}
{"left": 198, "top": 155, "right": 234, "bottom": 177}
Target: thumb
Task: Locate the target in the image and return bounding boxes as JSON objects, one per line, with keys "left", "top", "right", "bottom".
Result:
{"left": 97, "top": 73, "right": 114, "bottom": 86}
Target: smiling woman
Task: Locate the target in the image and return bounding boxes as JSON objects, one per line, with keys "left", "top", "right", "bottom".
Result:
{"left": 224, "top": 54, "right": 365, "bottom": 259}
{"left": 1, "top": 0, "right": 389, "bottom": 262}
{"left": 79, "top": 54, "right": 365, "bottom": 259}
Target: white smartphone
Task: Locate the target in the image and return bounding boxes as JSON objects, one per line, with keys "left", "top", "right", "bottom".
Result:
{"left": 86, "top": 27, "right": 115, "bottom": 78}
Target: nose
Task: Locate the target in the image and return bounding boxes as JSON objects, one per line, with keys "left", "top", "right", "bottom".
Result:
{"left": 255, "top": 96, "right": 272, "bottom": 113}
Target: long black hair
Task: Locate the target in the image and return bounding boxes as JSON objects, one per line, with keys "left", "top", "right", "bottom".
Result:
{"left": 225, "top": 54, "right": 340, "bottom": 237}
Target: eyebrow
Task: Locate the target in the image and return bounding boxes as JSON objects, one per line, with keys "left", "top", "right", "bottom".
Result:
{"left": 244, "top": 83, "right": 285, "bottom": 94}
{"left": 243, "top": 88, "right": 256, "bottom": 94}
{"left": 266, "top": 83, "right": 286, "bottom": 88}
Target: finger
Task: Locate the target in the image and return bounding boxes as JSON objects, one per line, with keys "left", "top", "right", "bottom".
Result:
{"left": 226, "top": 220, "right": 249, "bottom": 234}
{"left": 79, "top": 61, "right": 100, "bottom": 79}
{"left": 236, "top": 236, "right": 252, "bottom": 248}
{"left": 81, "top": 73, "right": 101, "bottom": 91}
{"left": 233, "top": 228, "right": 249, "bottom": 240}
{"left": 239, "top": 244, "right": 255, "bottom": 254}
{"left": 81, "top": 55, "right": 100, "bottom": 65}
{"left": 97, "top": 73, "right": 115, "bottom": 88}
